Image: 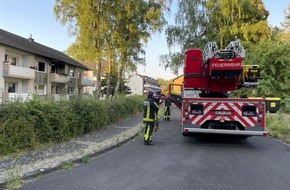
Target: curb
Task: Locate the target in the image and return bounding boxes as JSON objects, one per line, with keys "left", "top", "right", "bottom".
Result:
{"left": 0, "top": 123, "right": 143, "bottom": 187}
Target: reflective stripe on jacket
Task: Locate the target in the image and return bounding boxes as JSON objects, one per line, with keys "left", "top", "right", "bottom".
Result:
{"left": 143, "top": 97, "right": 159, "bottom": 122}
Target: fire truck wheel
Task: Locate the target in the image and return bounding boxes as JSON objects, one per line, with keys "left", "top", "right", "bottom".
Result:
{"left": 239, "top": 135, "right": 249, "bottom": 139}
{"left": 182, "top": 133, "right": 189, "bottom": 136}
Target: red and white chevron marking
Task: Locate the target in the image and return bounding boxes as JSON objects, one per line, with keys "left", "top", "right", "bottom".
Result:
{"left": 189, "top": 102, "right": 258, "bottom": 127}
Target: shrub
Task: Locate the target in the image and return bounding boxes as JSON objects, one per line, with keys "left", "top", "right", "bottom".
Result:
{"left": 0, "top": 95, "right": 144, "bottom": 155}
{"left": 0, "top": 116, "right": 37, "bottom": 154}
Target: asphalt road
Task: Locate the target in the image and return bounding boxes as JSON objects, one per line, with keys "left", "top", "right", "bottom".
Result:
{"left": 20, "top": 107, "right": 290, "bottom": 190}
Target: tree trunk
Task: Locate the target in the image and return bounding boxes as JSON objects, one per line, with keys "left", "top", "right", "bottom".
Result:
{"left": 94, "top": 58, "right": 102, "bottom": 98}
{"left": 114, "top": 63, "right": 123, "bottom": 97}
{"left": 106, "top": 54, "right": 111, "bottom": 99}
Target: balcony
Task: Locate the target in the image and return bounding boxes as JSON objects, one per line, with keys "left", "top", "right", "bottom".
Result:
{"left": 6, "top": 93, "right": 33, "bottom": 102}
{"left": 78, "top": 77, "right": 93, "bottom": 86}
{"left": 50, "top": 73, "right": 69, "bottom": 83}
{"left": 3, "top": 62, "right": 35, "bottom": 79}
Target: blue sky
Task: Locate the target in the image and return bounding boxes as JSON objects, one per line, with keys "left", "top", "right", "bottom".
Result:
{"left": 0, "top": 0, "right": 288, "bottom": 80}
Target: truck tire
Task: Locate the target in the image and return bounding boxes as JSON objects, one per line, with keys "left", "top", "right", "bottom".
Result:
{"left": 182, "top": 132, "right": 189, "bottom": 136}
{"left": 239, "top": 135, "right": 249, "bottom": 139}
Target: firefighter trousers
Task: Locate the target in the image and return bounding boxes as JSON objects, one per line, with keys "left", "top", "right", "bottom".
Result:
{"left": 144, "top": 121, "right": 154, "bottom": 143}
{"left": 164, "top": 106, "right": 171, "bottom": 120}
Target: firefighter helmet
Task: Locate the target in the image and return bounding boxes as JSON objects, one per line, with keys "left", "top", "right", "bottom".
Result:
{"left": 147, "top": 91, "right": 153, "bottom": 98}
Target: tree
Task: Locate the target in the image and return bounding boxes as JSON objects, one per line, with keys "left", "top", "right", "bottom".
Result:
{"left": 206, "top": 0, "right": 270, "bottom": 48}
{"left": 101, "top": 73, "right": 131, "bottom": 96}
{"left": 54, "top": 0, "right": 112, "bottom": 98}
{"left": 55, "top": 0, "right": 169, "bottom": 98}
{"left": 111, "top": 0, "right": 169, "bottom": 95}
{"left": 278, "top": 4, "right": 290, "bottom": 44}
{"left": 157, "top": 78, "right": 171, "bottom": 94}
{"left": 161, "top": 0, "right": 271, "bottom": 73}
{"left": 254, "top": 42, "right": 290, "bottom": 99}
{"left": 232, "top": 41, "right": 290, "bottom": 99}
{"left": 282, "top": 4, "right": 290, "bottom": 30}
{"left": 160, "top": 0, "right": 208, "bottom": 74}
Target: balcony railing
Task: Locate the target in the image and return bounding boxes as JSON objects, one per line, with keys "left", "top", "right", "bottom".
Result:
{"left": 50, "top": 73, "right": 69, "bottom": 83}
{"left": 78, "top": 77, "right": 93, "bottom": 86}
{"left": 6, "top": 93, "right": 33, "bottom": 102}
{"left": 3, "top": 62, "right": 35, "bottom": 79}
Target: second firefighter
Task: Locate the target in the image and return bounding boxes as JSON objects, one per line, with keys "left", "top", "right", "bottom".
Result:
{"left": 143, "top": 91, "right": 159, "bottom": 145}
{"left": 164, "top": 94, "right": 171, "bottom": 121}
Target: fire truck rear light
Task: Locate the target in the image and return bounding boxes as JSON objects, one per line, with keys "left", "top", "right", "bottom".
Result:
{"left": 184, "top": 128, "right": 189, "bottom": 133}
{"left": 184, "top": 101, "right": 189, "bottom": 109}
{"left": 258, "top": 105, "right": 263, "bottom": 112}
{"left": 263, "top": 132, "right": 267, "bottom": 136}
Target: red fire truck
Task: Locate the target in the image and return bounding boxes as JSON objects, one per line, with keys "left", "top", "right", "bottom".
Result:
{"left": 170, "top": 41, "right": 267, "bottom": 138}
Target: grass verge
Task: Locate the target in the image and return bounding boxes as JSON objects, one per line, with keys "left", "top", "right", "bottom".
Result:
{"left": 267, "top": 113, "right": 290, "bottom": 144}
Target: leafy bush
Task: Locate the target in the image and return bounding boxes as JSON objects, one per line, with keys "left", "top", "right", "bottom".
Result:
{"left": 267, "top": 114, "right": 290, "bottom": 141}
{"left": 0, "top": 116, "right": 37, "bottom": 154}
{"left": 0, "top": 95, "right": 144, "bottom": 155}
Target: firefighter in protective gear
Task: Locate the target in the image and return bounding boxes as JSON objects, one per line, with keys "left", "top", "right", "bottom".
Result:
{"left": 153, "top": 92, "right": 161, "bottom": 132}
{"left": 143, "top": 91, "right": 159, "bottom": 145}
{"left": 164, "top": 94, "right": 171, "bottom": 121}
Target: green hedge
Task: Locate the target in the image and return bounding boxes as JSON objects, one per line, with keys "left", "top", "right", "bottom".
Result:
{"left": 0, "top": 95, "right": 144, "bottom": 155}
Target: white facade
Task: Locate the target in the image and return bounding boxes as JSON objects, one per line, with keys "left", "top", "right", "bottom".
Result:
{"left": 126, "top": 73, "right": 144, "bottom": 95}
{"left": 0, "top": 45, "right": 35, "bottom": 102}
{"left": 0, "top": 45, "right": 92, "bottom": 103}
{"left": 126, "top": 73, "right": 161, "bottom": 95}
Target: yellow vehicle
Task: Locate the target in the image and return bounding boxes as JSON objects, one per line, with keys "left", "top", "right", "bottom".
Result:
{"left": 265, "top": 98, "right": 281, "bottom": 113}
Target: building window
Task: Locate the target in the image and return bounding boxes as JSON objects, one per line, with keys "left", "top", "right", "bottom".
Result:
{"left": 11, "top": 57, "right": 17, "bottom": 66}
{"left": 51, "top": 65, "right": 56, "bottom": 73}
{"left": 38, "top": 62, "right": 45, "bottom": 72}
{"left": 51, "top": 63, "right": 65, "bottom": 74}
{"left": 5, "top": 54, "right": 18, "bottom": 66}
{"left": 56, "top": 85, "right": 60, "bottom": 94}
{"left": 8, "top": 83, "right": 17, "bottom": 93}
{"left": 68, "top": 87, "right": 74, "bottom": 95}
{"left": 69, "top": 69, "right": 75, "bottom": 77}
{"left": 35, "top": 84, "right": 45, "bottom": 95}
{"left": 51, "top": 85, "right": 61, "bottom": 94}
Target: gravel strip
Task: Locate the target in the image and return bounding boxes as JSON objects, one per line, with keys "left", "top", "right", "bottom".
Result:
{"left": 0, "top": 113, "right": 143, "bottom": 185}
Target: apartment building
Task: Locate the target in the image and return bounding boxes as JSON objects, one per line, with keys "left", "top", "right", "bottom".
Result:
{"left": 126, "top": 73, "right": 161, "bottom": 95}
{"left": 81, "top": 60, "right": 110, "bottom": 96}
{"left": 0, "top": 29, "right": 93, "bottom": 102}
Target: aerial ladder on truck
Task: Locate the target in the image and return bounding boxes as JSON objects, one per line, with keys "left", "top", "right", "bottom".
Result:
{"left": 200, "top": 40, "right": 260, "bottom": 96}
{"left": 169, "top": 40, "right": 267, "bottom": 138}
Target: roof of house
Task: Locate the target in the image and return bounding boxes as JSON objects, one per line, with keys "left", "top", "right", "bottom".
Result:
{"left": 0, "top": 29, "right": 88, "bottom": 70}
{"left": 136, "top": 73, "right": 159, "bottom": 86}
{"left": 172, "top": 74, "right": 183, "bottom": 82}
{"left": 82, "top": 60, "right": 108, "bottom": 71}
